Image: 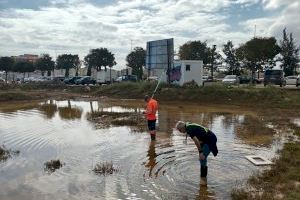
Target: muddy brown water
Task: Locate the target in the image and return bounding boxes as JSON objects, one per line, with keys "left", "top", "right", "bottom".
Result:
{"left": 0, "top": 99, "right": 295, "bottom": 199}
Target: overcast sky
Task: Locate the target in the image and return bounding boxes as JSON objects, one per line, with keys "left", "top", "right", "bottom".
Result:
{"left": 0, "top": 0, "right": 299, "bottom": 69}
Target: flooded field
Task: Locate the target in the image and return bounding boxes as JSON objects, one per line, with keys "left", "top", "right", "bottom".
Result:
{"left": 0, "top": 99, "right": 294, "bottom": 199}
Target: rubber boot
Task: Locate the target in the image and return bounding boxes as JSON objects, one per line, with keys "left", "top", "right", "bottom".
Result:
{"left": 151, "top": 134, "right": 156, "bottom": 141}
{"left": 200, "top": 166, "right": 208, "bottom": 186}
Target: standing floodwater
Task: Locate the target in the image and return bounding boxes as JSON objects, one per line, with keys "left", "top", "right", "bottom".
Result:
{"left": 0, "top": 100, "right": 287, "bottom": 199}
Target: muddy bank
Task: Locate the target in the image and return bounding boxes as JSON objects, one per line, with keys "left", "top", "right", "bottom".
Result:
{"left": 1, "top": 82, "right": 299, "bottom": 109}
{"left": 91, "top": 82, "right": 300, "bottom": 108}
{"left": 0, "top": 83, "right": 97, "bottom": 102}
{"left": 0, "top": 89, "right": 99, "bottom": 103}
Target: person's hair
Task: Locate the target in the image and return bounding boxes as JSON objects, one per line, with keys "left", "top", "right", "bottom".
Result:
{"left": 144, "top": 95, "right": 150, "bottom": 101}
{"left": 175, "top": 121, "right": 185, "bottom": 130}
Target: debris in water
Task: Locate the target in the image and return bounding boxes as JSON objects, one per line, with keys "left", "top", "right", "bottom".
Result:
{"left": 245, "top": 155, "right": 273, "bottom": 166}
{"left": 44, "top": 159, "right": 64, "bottom": 173}
{"left": 93, "top": 161, "right": 119, "bottom": 175}
{"left": 0, "top": 145, "right": 20, "bottom": 162}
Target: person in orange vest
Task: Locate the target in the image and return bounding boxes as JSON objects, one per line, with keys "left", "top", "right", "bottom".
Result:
{"left": 143, "top": 95, "right": 159, "bottom": 140}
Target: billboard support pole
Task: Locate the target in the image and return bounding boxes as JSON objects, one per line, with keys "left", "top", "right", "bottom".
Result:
{"left": 167, "top": 39, "right": 170, "bottom": 84}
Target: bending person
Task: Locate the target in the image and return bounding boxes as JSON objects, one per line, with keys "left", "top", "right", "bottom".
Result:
{"left": 175, "top": 121, "right": 218, "bottom": 186}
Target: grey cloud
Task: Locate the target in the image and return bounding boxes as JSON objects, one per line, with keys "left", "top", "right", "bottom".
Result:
{"left": 77, "top": 21, "right": 118, "bottom": 31}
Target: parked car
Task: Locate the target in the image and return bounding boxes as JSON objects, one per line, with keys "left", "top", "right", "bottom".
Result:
{"left": 239, "top": 75, "right": 251, "bottom": 84}
{"left": 202, "top": 75, "right": 213, "bottom": 82}
{"left": 297, "top": 75, "right": 300, "bottom": 87}
{"left": 64, "top": 76, "right": 82, "bottom": 84}
{"left": 285, "top": 75, "right": 298, "bottom": 85}
{"left": 52, "top": 76, "right": 65, "bottom": 82}
{"left": 147, "top": 76, "right": 158, "bottom": 81}
{"left": 24, "top": 77, "right": 38, "bottom": 82}
{"left": 264, "top": 69, "right": 286, "bottom": 87}
{"left": 222, "top": 75, "right": 240, "bottom": 85}
{"left": 115, "top": 75, "right": 137, "bottom": 82}
{"left": 115, "top": 76, "right": 123, "bottom": 82}
{"left": 37, "top": 76, "right": 51, "bottom": 82}
{"left": 75, "top": 76, "right": 96, "bottom": 85}
{"left": 239, "top": 75, "right": 262, "bottom": 84}
{"left": 0, "top": 77, "right": 5, "bottom": 83}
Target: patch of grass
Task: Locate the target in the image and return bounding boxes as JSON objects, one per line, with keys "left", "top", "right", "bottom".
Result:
{"left": 232, "top": 125, "right": 300, "bottom": 200}
{"left": 44, "top": 159, "right": 64, "bottom": 173}
{"left": 92, "top": 82, "right": 297, "bottom": 108}
{"left": 1, "top": 82, "right": 299, "bottom": 108}
{"left": 93, "top": 161, "right": 119, "bottom": 175}
{"left": 93, "top": 81, "right": 158, "bottom": 98}
{"left": 231, "top": 187, "right": 252, "bottom": 200}
{"left": 0, "top": 91, "right": 33, "bottom": 101}
{"left": 87, "top": 111, "right": 146, "bottom": 131}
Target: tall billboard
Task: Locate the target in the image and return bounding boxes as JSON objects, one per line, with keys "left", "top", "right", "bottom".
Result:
{"left": 146, "top": 38, "right": 174, "bottom": 70}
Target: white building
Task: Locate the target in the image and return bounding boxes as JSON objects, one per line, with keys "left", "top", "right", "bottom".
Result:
{"left": 170, "top": 60, "right": 203, "bottom": 86}
{"left": 144, "top": 60, "right": 203, "bottom": 86}
{"left": 145, "top": 60, "right": 203, "bottom": 86}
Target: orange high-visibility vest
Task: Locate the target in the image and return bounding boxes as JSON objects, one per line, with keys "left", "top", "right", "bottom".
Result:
{"left": 146, "top": 98, "right": 158, "bottom": 120}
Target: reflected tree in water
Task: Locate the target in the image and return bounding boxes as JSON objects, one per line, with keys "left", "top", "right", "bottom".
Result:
{"left": 90, "top": 101, "right": 94, "bottom": 113}
{"left": 235, "top": 115, "right": 275, "bottom": 146}
{"left": 218, "top": 113, "right": 241, "bottom": 131}
{"left": 38, "top": 100, "right": 58, "bottom": 119}
{"left": 58, "top": 100, "right": 82, "bottom": 120}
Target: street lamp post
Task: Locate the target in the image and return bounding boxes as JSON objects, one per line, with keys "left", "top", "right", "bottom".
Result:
{"left": 211, "top": 45, "right": 216, "bottom": 81}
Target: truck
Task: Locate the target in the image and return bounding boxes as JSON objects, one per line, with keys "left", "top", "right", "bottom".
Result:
{"left": 93, "top": 69, "right": 118, "bottom": 84}
{"left": 264, "top": 69, "right": 286, "bottom": 87}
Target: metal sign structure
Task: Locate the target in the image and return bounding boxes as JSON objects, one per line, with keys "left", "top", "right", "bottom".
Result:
{"left": 146, "top": 38, "right": 174, "bottom": 83}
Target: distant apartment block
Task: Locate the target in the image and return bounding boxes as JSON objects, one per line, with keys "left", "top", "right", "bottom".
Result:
{"left": 12, "top": 54, "right": 39, "bottom": 63}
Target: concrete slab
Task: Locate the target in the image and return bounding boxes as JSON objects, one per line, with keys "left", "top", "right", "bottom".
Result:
{"left": 245, "top": 155, "right": 273, "bottom": 166}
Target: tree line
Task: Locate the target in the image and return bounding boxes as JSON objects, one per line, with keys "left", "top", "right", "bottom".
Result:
{"left": 126, "top": 28, "right": 299, "bottom": 81}
{"left": 1, "top": 28, "right": 299, "bottom": 83}
{"left": 0, "top": 48, "right": 117, "bottom": 82}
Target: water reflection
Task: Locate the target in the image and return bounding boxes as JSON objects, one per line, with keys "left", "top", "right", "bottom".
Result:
{"left": 144, "top": 141, "right": 157, "bottom": 178}
{"left": 235, "top": 115, "right": 275, "bottom": 146}
{"left": 58, "top": 101, "right": 83, "bottom": 120}
{"left": 38, "top": 100, "right": 57, "bottom": 119}
{"left": 37, "top": 100, "right": 83, "bottom": 120}
{"left": 0, "top": 102, "right": 38, "bottom": 113}
{"left": 195, "top": 186, "right": 215, "bottom": 200}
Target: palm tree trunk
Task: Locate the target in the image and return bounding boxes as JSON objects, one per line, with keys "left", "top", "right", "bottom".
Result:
{"left": 5, "top": 71, "right": 8, "bottom": 83}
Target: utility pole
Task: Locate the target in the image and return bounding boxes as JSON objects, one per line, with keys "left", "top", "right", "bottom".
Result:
{"left": 211, "top": 45, "right": 216, "bottom": 80}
